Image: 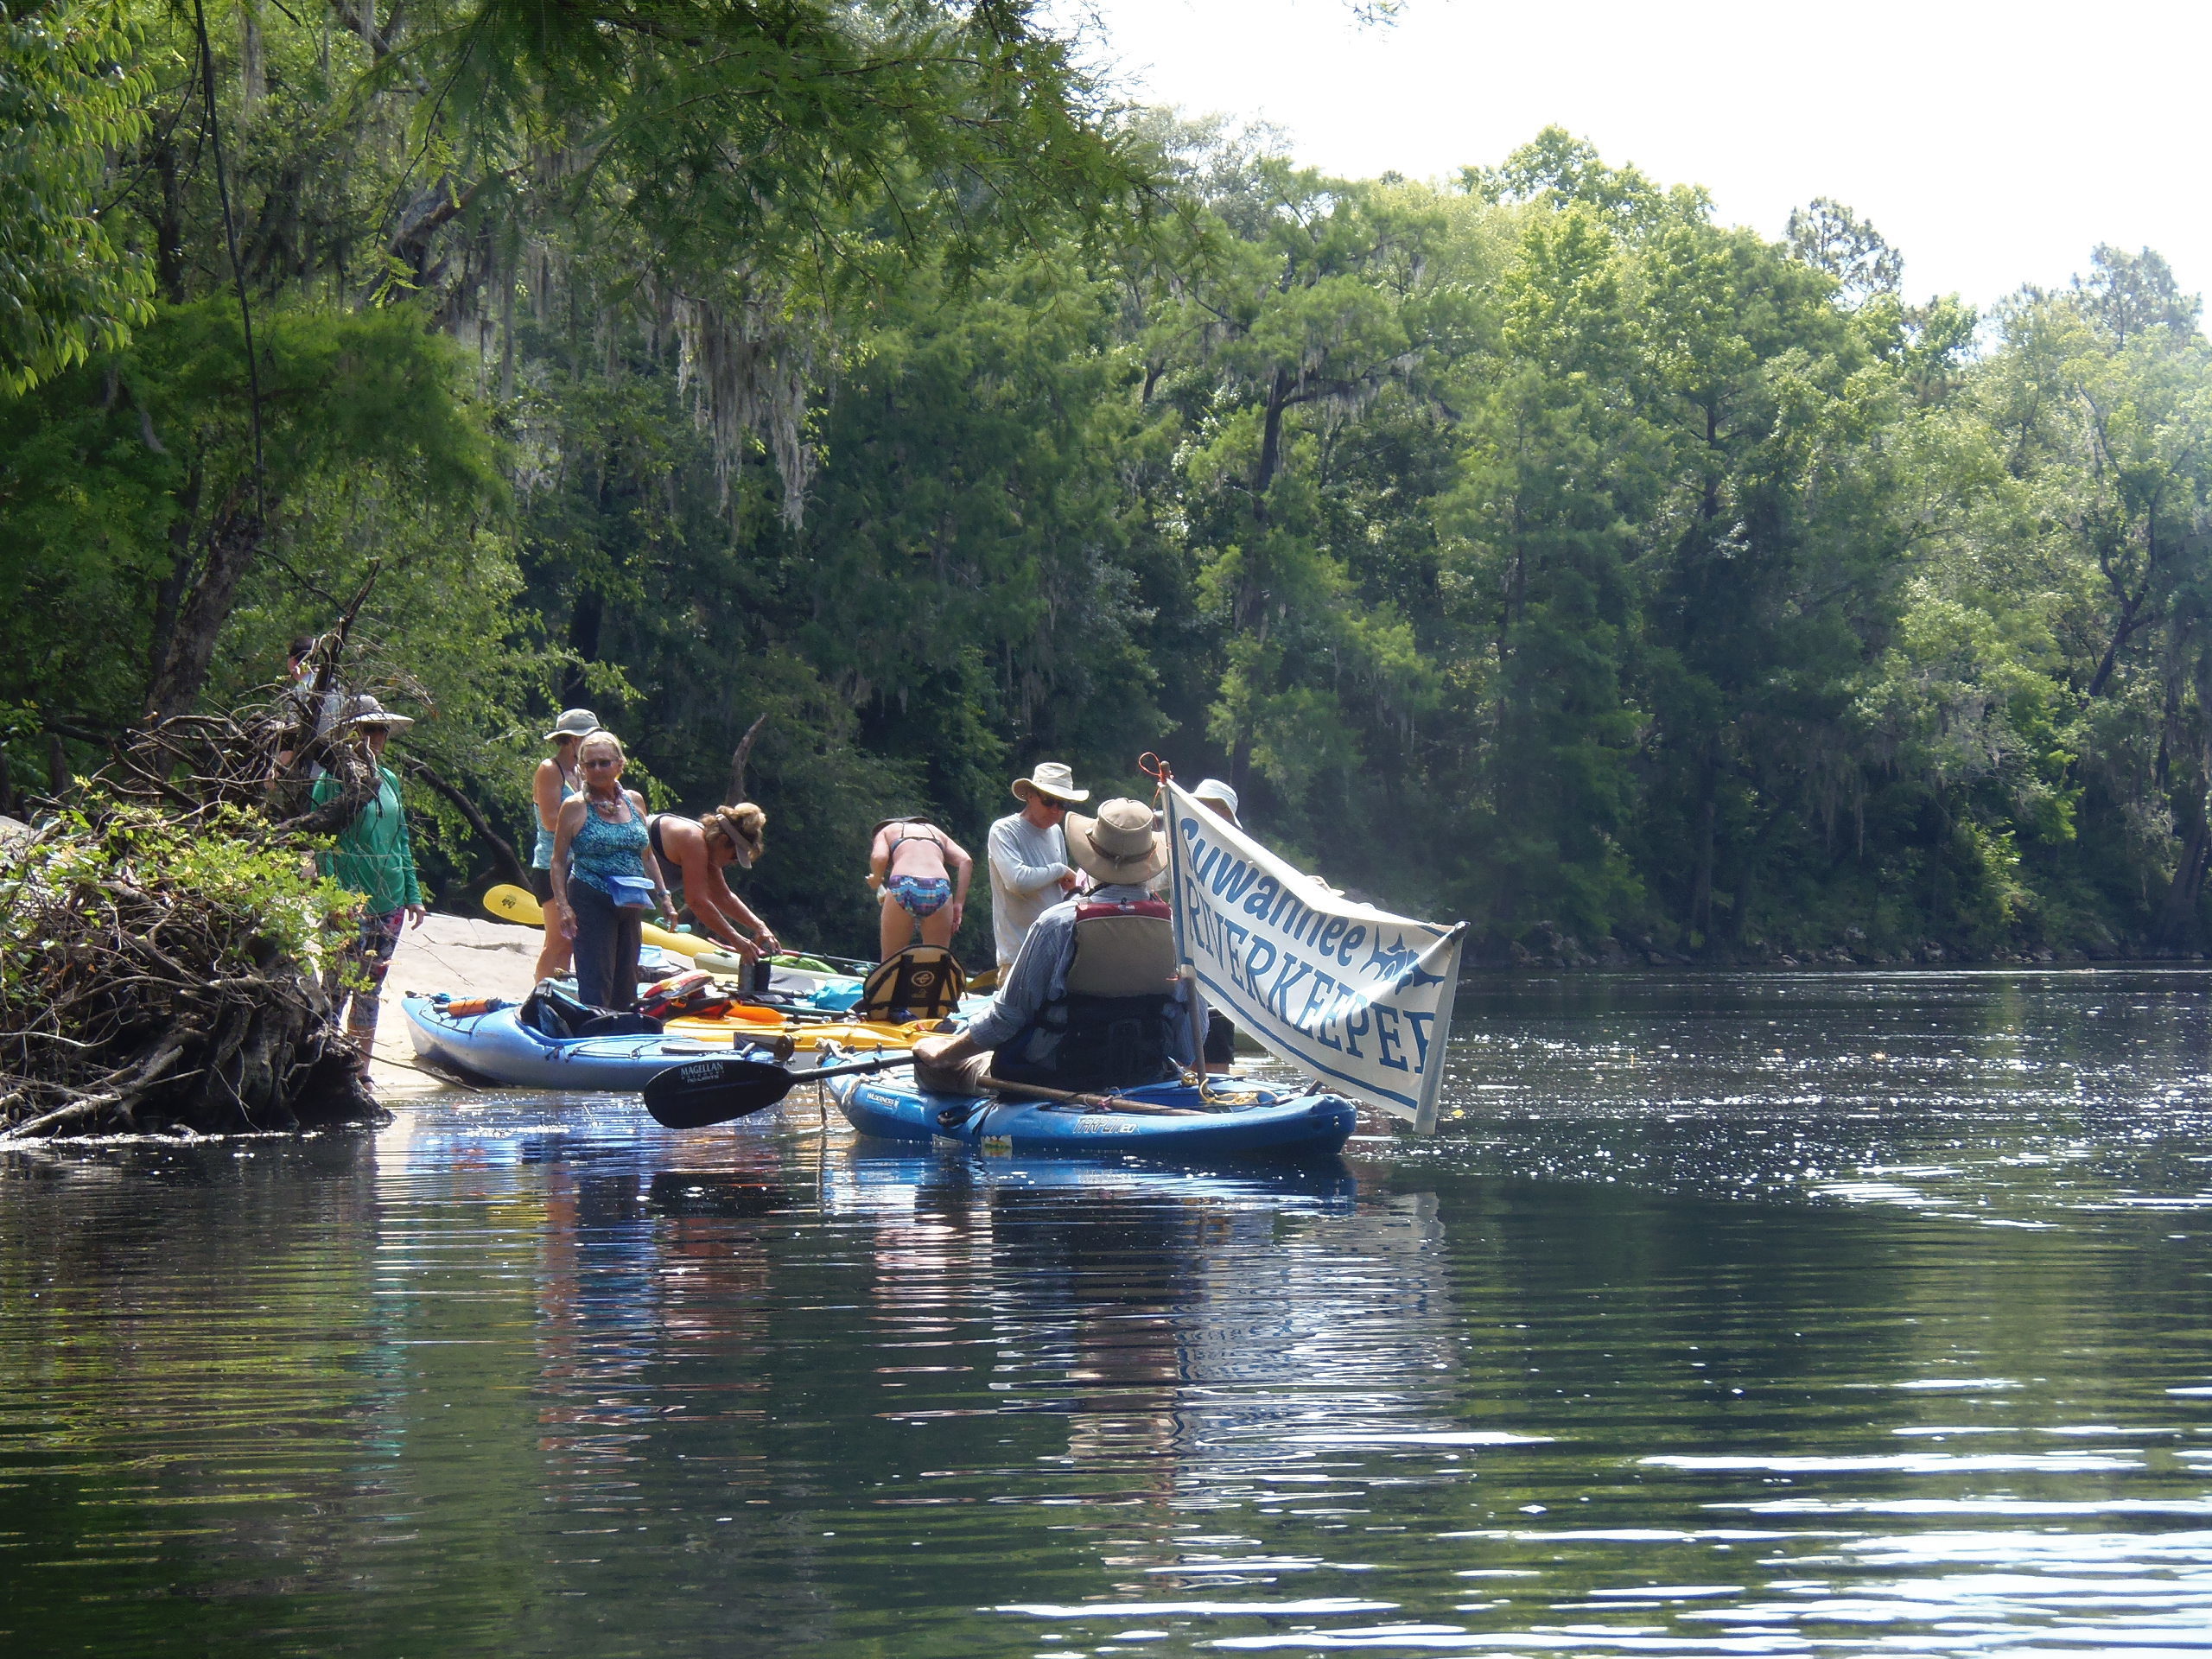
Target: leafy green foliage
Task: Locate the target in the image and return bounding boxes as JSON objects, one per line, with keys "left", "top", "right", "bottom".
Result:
{"left": 0, "top": 0, "right": 155, "bottom": 393}
{"left": 6, "top": 0, "right": 2212, "bottom": 969}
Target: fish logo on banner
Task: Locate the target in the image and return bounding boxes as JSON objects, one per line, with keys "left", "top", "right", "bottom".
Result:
{"left": 1165, "top": 780, "right": 1465, "bottom": 1133}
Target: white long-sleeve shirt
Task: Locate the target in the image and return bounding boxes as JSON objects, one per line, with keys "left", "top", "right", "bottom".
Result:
{"left": 987, "top": 810, "right": 1071, "bottom": 966}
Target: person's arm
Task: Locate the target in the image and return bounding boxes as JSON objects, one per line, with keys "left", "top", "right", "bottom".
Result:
{"left": 963, "top": 911, "right": 1064, "bottom": 1049}
{"left": 988, "top": 818, "right": 1070, "bottom": 896}
{"left": 533, "top": 759, "right": 564, "bottom": 832}
{"left": 392, "top": 772, "right": 426, "bottom": 925}
{"left": 941, "top": 833, "right": 973, "bottom": 926}
{"left": 867, "top": 827, "right": 892, "bottom": 895}
{"left": 916, "top": 911, "right": 1065, "bottom": 1077}
{"left": 687, "top": 832, "right": 779, "bottom": 959}
{"left": 632, "top": 795, "right": 678, "bottom": 929}
{"left": 549, "top": 798, "right": 584, "bottom": 940}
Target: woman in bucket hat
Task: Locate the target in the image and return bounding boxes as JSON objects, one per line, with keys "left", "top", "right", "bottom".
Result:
{"left": 310, "top": 696, "right": 425, "bottom": 1072}
{"left": 528, "top": 709, "right": 597, "bottom": 980}
{"left": 987, "top": 763, "right": 1090, "bottom": 968}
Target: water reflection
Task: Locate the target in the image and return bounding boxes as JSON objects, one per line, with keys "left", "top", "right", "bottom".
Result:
{"left": 0, "top": 969, "right": 2209, "bottom": 1655}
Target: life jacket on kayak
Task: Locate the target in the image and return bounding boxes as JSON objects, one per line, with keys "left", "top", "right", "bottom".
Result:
{"left": 992, "top": 898, "right": 1179, "bottom": 1091}
{"left": 856, "top": 944, "right": 967, "bottom": 1022}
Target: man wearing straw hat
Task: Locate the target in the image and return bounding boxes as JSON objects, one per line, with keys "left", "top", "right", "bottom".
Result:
{"left": 917, "top": 798, "right": 1196, "bottom": 1095}
{"left": 987, "top": 762, "right": 1090, "bottom": 969}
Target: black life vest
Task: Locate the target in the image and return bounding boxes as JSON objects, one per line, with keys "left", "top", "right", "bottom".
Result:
{"left": 994, "top": 899, "right": 1180, "bottom": 1091}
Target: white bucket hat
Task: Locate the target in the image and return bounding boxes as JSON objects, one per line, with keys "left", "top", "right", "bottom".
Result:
{"left": 1009, "top": 761, "right": 1089, "bottom": 804}
{"left": 1192, "top": 778, "right": 1240, "bottom": 823}
{"left": 1064, "top": 798, "right": 1168, "bottom": 886}
{"left": 543, "top": 708, "right": 599, "bottom": 741}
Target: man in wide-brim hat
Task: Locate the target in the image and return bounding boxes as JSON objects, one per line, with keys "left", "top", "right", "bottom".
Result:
{"left": 987, "top": 762, "right": 1090, "bottom": 968}
{"left": 918, "top": 797, "right": 1195, "bottom": 1096}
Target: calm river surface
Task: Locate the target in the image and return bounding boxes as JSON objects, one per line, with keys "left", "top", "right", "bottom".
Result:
{"left": 5, "top": 968, "right": 2212, "bottom": 1656}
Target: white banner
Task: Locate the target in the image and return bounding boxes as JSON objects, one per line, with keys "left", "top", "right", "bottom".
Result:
{"left": 1165, "top": 780, "right": 1465, "bottom": 1133}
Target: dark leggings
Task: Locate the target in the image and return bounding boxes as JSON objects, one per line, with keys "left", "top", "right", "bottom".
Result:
{"left": 567, "top": 876, "right": 642, "bottom": 1012}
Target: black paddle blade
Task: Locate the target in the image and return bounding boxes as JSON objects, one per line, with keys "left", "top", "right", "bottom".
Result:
{"left": 643, "top": 1056, "right": 801, "bottom": 1128}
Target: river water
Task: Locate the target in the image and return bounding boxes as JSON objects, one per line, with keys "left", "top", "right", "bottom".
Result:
{"left": 4, "top": 968, "right": 2211, "bottom": 1656}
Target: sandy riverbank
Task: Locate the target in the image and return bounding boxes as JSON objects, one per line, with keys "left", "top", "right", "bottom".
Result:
{"left": 365, "top": 912, "right": 547, "bottom": 1098}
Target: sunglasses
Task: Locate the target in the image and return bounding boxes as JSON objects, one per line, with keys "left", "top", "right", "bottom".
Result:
{"left": 582, "top": 756, "right": 620, "bottom": 770}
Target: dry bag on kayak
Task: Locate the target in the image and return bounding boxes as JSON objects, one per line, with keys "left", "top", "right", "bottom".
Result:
{"left": 520, "top": 983, "right": 664, "bottom": 1039}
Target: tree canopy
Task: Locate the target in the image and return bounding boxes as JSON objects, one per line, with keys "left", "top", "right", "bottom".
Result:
{"left": 6, "top": 0, "right": 2212, "bottom": 967}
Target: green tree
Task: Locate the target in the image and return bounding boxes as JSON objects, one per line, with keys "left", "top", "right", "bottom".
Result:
{"left": 0, "top": 0, "right": 155, "bottom": 392}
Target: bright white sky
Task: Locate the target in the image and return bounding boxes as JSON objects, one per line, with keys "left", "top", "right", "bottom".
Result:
{"left": 1056, "top": 0, "right": 2209, "bottom": 315}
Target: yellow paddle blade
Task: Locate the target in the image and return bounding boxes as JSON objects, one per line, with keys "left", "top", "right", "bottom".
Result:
{"left": 663, "top": 1014, "right": 925, "bottom": 1052}
{"left": 480, "top": 881, "right": 704, "bottom": 957}
{"left": 484, "top": 883, "right": 543, "bottom": 926}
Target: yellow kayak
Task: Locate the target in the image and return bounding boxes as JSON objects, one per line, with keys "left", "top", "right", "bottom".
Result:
{"left": 483, "top": 882, "right": 710, "bottom": 960}
{"left": 662, "top": 1011, "right": 934, "bottom": 1053}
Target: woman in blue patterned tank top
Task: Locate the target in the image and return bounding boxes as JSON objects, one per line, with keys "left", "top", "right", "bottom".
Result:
{"left": 548, "top": 730, "right": 671, "bottom": 1010}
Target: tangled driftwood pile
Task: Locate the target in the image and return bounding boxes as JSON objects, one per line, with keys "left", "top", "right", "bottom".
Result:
{"left": 0, "top": 646, "right": 393, "bottom": 1140}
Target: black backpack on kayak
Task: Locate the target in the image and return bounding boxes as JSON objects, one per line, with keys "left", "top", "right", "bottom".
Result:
{"left": 520, "top": 982, "right": 664, "bottom": 1040}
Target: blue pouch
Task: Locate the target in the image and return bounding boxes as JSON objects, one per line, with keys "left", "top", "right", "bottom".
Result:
{"left": 607, "top": 874, "right": 658, "bottom": 913}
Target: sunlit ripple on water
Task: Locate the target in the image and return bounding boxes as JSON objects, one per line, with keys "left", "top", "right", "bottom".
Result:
{"left": 0, "top": 968, "right": 2209, "bottom": 1656}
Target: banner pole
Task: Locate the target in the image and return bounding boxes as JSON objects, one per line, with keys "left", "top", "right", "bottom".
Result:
{"left": 1412, "top": 922, "right": 1466, "bottom": 1135}
{"left": 1151, "top": 760, "right": 1210, "bottom": 1076}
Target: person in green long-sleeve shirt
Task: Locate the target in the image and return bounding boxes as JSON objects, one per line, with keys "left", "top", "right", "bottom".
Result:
{"left": 313, "top": 696, "right": 426, "bottom": 1067}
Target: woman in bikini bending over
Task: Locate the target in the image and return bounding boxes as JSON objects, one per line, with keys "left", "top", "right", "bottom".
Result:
{"left": 646, "top": 804, "right": 781, "bottom": 964}
{"left": 868, "top": 817, "right": 973, "bottom": 961}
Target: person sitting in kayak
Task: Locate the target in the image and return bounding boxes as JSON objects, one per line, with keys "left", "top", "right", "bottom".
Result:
{"left": 867, "top": 817, "right": 974, "bottom": 962}
{"left": 913, "top": 798, "right": 1194, "bottom": 1095}
{"left": 647, "top": 804, "right": 782, "bottom": 965}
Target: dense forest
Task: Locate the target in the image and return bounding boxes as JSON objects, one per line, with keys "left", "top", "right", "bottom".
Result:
{"left": 7, "top": 0, "right": 2212, "bottom": 967}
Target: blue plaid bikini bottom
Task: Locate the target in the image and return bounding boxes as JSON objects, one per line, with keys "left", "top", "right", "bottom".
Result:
{"left": 884, "top": 874, "right": 951, "bottom": 918}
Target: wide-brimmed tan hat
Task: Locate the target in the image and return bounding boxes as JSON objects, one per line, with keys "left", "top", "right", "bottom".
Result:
{"left": 340, "top": 693, "right": 414, "bottom": 733}
{"left": 1010, "top": 761, "right": 1089, "bottom": 805}
{"left": 1065, "top": 798, "right": 1167, "bottom": 887}
{"left": 543, "top": 708, "right": 599, "bottom": 741}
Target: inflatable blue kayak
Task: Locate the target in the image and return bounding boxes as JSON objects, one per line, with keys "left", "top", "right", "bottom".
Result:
{"left": 826, "top": 1072, "right": 1357, "bottom": 1160}
{"left": 402, "top": 994, "right": 778, "bottom": 1090}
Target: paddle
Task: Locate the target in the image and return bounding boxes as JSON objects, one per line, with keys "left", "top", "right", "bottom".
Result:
{"left": 644, "top": 1050, "right": 1213, "bottom": 1130}
{"left": 644, "top": 1051, "right": 915, "bottom": 1128}
{"left": 976, "top": 1077, "right": 1210, "bottom": 1117}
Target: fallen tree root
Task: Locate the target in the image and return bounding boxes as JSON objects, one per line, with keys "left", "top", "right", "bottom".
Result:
{"left": 2, "top": 790, "right": 382, "bottom": 1140}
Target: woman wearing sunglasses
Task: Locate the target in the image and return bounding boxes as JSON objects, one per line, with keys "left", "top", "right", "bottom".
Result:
{"left": 547, "top": 729, "right": 671, "bottom": 1011}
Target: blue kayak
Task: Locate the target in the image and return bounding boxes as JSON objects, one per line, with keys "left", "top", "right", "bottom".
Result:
{"left": 402, "top": 994, "right": 777, "bottom": 1090}
{"left": 827, "top": 1072, "right": 1357, "bottom": 1160}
